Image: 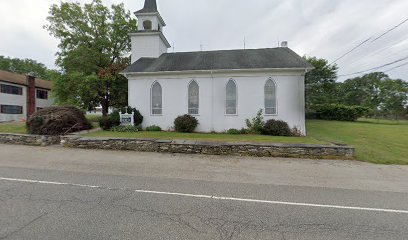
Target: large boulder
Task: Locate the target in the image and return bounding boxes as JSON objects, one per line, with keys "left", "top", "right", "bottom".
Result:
{"left": 27, "top": 106, "right": 92, "bottom": 135}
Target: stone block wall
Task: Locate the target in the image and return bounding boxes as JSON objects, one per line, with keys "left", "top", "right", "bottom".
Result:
{"left": 61, "top": 136, "right": 355, "bottom": 159}
{"left": 0, "top": 133, "right": 60, "bottom": 146}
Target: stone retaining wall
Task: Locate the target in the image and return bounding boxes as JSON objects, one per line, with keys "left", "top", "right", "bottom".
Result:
{"left": 0, "top": 133, "right": 60, "bottom": 146}
{"left": 61, "top": 136, "right": 355, "bottom": 159}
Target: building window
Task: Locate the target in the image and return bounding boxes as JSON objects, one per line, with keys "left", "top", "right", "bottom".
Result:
{"left": 36, "top": 89, "right": 48, "bottom": 99}
{"left": 265, "top": 79, "right": 277, "bottom": 115}
{"left": 151, "top": 81, "right": 162, "bottom": 115}
{"left": 0, "top": 84, "right": 23, "bottom": 95}
{"left": 143, "top": 20, "right": 152, "bottom": 30}
{"left": 188, "top": 80, "right": 199, "bottom": 115}
{"left": 226, "top": 79, "right": 237, "bottom": 115}
{"left": 0, "top": 105, "right": 23, "bottom": 114}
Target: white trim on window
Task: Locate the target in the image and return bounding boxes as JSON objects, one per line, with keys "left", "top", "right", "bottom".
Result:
{"left": 225, "top": 78, "right": 238, "bottom": 116}
{"left": 187, "top": 79, "right": 200, "bottom": 115}
{"left": 264, "top": 78, "right": 278, "bottom": 115}
{"left": 150, "top": 81, "right": 163, "bottom": 115}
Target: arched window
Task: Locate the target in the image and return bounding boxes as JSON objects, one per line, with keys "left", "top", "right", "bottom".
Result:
{"left": 143, "top": 20, "right": 152, "bottom": 30}
{"left": 226, "top": 79, "right": 237, "bottom": 115}
{"left": 151, "top": 82, "right": 162, "bottom": 115}
{"left": 265, "top": 79, "right": 277, "bottom": 115}
{"left": 188, "top": 80, "right": 199, "bottom": 115}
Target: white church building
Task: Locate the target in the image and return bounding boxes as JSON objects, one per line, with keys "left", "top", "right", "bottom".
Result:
{"left": 123, "top": 0, "right": 313, "bottom": 135}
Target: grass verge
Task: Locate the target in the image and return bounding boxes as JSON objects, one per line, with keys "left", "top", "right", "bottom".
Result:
{"left": 307, "top": 119, "right": 408, "bottom": 164}
{"left": 0, "top": 122, "right": 27, "bottom": 134}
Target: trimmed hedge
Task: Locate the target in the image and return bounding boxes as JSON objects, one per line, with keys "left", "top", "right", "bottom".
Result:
{"left": 146, "top": 125, "right": 162, "bottom": 131}
{"left": 226, "top": 128, "right": 241, "bottom": 135}
{"left": 99, "top": 116, "right": 120, "bottom": 130}
{"left": 110, "top": 125, "right": 141, "bottom": 132}
{"left": 174, "top": 115, "right": 198, "bottom": 133}
{"left": 262, "top": 119, "right": 292, "bottom": 136}
{"left": 27, "top": 106, "right": 92, "bottom": 135}
{"left": 314, "top": 104, "right": 370, "bottom": 121}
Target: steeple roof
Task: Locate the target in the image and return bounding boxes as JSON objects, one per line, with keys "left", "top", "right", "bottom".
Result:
{"left": 135, "top": 0, "right": 158, "bottom": 14}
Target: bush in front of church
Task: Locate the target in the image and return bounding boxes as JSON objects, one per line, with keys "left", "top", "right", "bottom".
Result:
{"left": 262, "top": 119, "right": 292, "bottom": 136}
{"left": 174, "top": 115, "right": 199, "bottom": 133}
{"left": 27, "top": 106, "right": 92, "bottom": 135}
{"left": 99, "top": 116, "right": 120, "bottom": 130}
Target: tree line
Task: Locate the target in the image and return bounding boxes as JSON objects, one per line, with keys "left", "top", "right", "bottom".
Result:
{"left": 305, "top": 57, "right": 408, "bottom": 120}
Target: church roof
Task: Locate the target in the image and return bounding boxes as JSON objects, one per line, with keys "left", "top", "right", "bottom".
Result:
{"left": 135, "top": 0, "right": 158, "bottom": 14}
{"left": 124, "top": 47, "right": 313, "bottom": 74}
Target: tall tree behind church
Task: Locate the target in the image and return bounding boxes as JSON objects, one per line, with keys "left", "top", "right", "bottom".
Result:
{"left": 304, "top": 57, "right": 338, "bottom": 114}
{"left": 45, "top": 0, "right": 137, "bottom": 115}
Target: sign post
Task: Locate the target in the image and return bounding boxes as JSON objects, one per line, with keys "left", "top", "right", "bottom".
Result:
{"left": 119, "top": 110, "right": 134, "bottom": 126}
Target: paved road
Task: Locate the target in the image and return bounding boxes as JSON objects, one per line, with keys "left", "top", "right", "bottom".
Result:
{"left": 0, "top": 145, "right": 407, "bottom": 240}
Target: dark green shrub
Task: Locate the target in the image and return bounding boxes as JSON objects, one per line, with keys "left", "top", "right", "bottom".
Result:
{"left": 111, "top": 106, "right": 143, "bottom": 126}
{"left": 98, "top": 116, "right": 120, "bottom": 130}
{"left": 315, "top": 104, "right": 370, "bottom": 121}
{"left": 146, "top": 125, "right": 162, "bottom": 131}
{"left": 245, "top": 109, "right": 264, "bottom": 134}
{"left": 262, "top": 119, "right": 292, "bottom": 136}
{"left": 174, "top": 115, "right": 199, "bottom": 133}
{"left": 111, "top": 125, "right": 141, "bottom": 132}
{"left": 240, "top": 128, "right": 249, "bottom": 134}
{"left": 227, "top": 128, "right": 240, "bottom": 135}
{"left": 27, "top": 106, "right": 92, "bottom": 135}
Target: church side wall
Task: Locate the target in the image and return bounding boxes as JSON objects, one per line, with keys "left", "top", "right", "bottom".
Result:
{"left": 128, "top": 71, "right": 306, "bottom": 135}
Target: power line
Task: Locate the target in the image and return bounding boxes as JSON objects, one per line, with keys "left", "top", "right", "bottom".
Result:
{"left": 329, "top": 37, "right": 372, "bottom": 65}
{"left": 339, "top": 55, "right": 408, "bottom": 77}
{"left": 384, "top": 61, "right": 408, "bottom": 73}
{"left": 371, "top": 17, "right": 408, "bottom": 43}
{"left": 330, "top": 16, "right": 408, "bottom": 65}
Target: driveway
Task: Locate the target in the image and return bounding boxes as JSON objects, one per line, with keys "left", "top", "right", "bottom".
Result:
{"left": 0, "top": 144, "right": 407, "bottom": 239}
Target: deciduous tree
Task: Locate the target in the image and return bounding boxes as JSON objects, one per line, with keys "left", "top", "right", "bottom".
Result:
{"left": 44, "top": 0, "right": 137, "bottom": 115}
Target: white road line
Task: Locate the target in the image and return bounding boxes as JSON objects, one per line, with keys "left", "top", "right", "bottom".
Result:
{"left": 1, "top": 177, "right": 408, "bottom": 214}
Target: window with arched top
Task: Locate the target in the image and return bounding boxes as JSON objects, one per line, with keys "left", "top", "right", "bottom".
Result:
{"left": 143, "top": 20, "right": 152, "bottom": 30}
{"left": 188, "top": 80, "right": 199, "bottom": 115}
{"left": 265, "top": 79, "right": 277, "bottom": 115}
{"left": 151, "top": 81, "right": 162, "bottom": 115}
{"left": 226, "top": 79, "right": 237, "bottom": 115}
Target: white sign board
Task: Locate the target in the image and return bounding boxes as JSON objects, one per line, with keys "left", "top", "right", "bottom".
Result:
{"left": 120, "top": 112, "right": 134, "bottom": 126}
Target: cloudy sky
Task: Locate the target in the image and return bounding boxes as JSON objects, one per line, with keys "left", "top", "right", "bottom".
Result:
{"left": 1, "top": 0, "right": 407, "bottom": 81}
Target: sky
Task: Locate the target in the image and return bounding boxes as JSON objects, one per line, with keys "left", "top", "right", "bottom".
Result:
{"left": 0, "top": 0, "right": 407, "bottom": 81}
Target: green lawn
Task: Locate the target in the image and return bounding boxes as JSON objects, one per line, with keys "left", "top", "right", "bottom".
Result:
{"left": 1, "top": 119, "right": 407, "bottom": 164}
{"left": 0, "top": 122, "right": 27, "bottom": 134}
{"left": 307, "top": 119, "right": 408, "bottom": 164}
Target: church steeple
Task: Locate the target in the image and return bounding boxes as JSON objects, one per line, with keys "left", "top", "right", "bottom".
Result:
{"left": 135, "top": 0, "right": 166, "bottom": 31}
{"left": 130, "top": 0, "right": 170, "bottom": 63}
{"left": 136, "top": 0, "right": 158, "bottom": 14}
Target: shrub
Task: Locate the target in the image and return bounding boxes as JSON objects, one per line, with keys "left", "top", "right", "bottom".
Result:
{"left": 240, "top": 128, "right": 249, "bottom": 134}
{"left": 86, "top": 115, "right": 101, "bottom": 123}
{"left": 262, "top": 119, "right": 292, "bottom": 136}
{"left": 111, "top": 125, "right": 141, "bottom": 132}
{"left": 111, "top": 106, "right": 143, "bottom": 126}
{"left": 98, "top": 116, "right": 120, "bottom": 130}
{"left": 27, "top": 106, "right": 92, "bottom": 135}
{"left": 226, "top": 128, "right": 240, "bottom": 135}
{"left": 174, "top": 114, "right": 198, "bottom": 133}
{"left": 314, "top": 104, "right": 370, "bottom": 121}
{"left": 245, "top": 109, "right": 264, "bottom": 134}
{"left": 146, "top": 125, "right": 162, "bottom": 131}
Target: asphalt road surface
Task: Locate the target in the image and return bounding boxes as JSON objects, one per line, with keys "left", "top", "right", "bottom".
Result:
{"left": 0, "top": 144, "right": 407, "bottom": 240}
